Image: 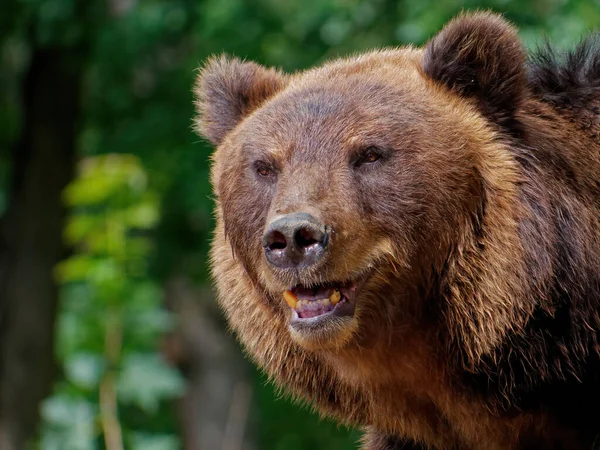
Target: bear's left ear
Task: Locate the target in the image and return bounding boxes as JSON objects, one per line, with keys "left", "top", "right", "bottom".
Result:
{"left": 423, "top": 12, "right": 526, "bottom": 127}
{"left": 194, "top": 55, "right": 289, "bottom": 146}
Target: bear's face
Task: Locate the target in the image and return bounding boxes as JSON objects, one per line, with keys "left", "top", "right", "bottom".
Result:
{"left": 196, "top": 13, "right": 527, "bottom": 353}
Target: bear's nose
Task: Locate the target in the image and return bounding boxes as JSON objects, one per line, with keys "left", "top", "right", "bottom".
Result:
{"left": 262, "top": 212, "right": 328, "bottom": 269}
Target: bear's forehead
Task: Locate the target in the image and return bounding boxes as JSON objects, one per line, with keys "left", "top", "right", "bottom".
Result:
{"left": 243, "top": 80, "right": 431, "bottom": 150}
{"left": 243, "top": 87, "right": 395, "bottom": 153}
{"left": 296, "top": 47, "right": 425, "bottom": 83}
{"left": 271, "top": 87, "right": 350, "bottom": 119}
{"left": 235, "top": 48, "right": 469, "bottom": 156}
{"left": 252, "top": 49, "right": 431, "bottom": 126}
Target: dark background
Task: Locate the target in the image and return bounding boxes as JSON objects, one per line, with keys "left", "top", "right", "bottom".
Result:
{"left": 1, "top": 0, "right": 598, "bottom": 449}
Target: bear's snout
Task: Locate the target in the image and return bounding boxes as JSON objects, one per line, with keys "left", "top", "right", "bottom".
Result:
{"left": 262, "top": 212, "right": 328, "bottom": 270}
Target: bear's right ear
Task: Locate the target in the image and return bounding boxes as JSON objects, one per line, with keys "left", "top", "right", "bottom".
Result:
{"left": 194, "top": 56, "right": 288, "bottom": 146}
{"left": 422, "top": 12, "right": 527, "bottom": 127}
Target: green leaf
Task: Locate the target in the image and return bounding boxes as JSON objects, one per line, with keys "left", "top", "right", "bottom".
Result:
{"left": 54, "top": 255, "right": 95, "bottom": 283}
{"left": 63, "top": 215, "right": 101, "bottom": 246}
{"left": 40, "top": 395, "right": 98, "bottom": 450}
{"left": 117, "top": 353, "right": 184, "bottom": 414}
{"left": 128, "top": 432, "right": 181, "bottom": 450}
{"left": 126, "top": 201, "right": 159, "bottom": 229}
{"left": 64, "top": 353, "right": 104, "bottom": 390}
{"left": 63, "top": 154, "right": 148, "bottom": 206}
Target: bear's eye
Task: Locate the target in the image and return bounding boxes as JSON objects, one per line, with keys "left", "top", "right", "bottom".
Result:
{"left": 355, "top": 147, "right": 382, "bottom": 167}
{"left": 363, "top": 150, "right": 380, "bottom": 163}
{"left": 254, "top": 161, "right": 276, "bottom": 179}
{"left": 258, "top": 167, "right": 272, "bottom": 177}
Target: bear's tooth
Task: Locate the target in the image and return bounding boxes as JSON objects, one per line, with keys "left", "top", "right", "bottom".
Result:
{"left": 283, "top": 290, "right": 298, "bottom": 309}
{"left": 329, "top": 289, "right": 341, "bottom": 305}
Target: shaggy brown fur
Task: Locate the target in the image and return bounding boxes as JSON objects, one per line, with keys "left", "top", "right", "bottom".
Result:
{"left": 194, "top": 12, "right": 600, "bottom": 450}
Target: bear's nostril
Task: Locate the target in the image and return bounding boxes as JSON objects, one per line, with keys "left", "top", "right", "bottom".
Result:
{"left": 268, "top": 231, "right": 287, "bottom": 250}
{"left": 295, "top": 228, "right": 319, "bottom": 249}
{"left": 262, "top": 212, "right": 328, "bottom": 269}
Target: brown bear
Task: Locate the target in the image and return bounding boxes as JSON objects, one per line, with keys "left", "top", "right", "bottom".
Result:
{"left": 193, "top": 12, "right": 600, "bottom": 450}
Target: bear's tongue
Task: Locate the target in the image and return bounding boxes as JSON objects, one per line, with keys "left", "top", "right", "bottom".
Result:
{"left": 283, "top": 284, "right": 343, "bottom": 319}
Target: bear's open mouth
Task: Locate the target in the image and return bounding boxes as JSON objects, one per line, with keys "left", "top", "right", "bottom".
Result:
{"left": 283, "top": 281, "right": 358, "bottom": 320}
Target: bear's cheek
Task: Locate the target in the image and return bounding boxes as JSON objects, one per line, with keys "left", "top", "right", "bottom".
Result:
{"left": 219, "top": 174, "right": 274, "bottom": 267}
{"left": 353, "top": 166, "right": 425, "bottom": 251}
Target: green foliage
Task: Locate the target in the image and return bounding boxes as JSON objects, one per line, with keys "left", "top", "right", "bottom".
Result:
{"left": 2, "top": 0, "right": 599, "bottom": 449}
{"left": 42, "top": 155, "right": 183, "bottom": 449}
{"left": 41, "top": 396, "right": 97, "bottom": 450}
{"left": 118, "top": 353, "right": 183, "bottom": 414}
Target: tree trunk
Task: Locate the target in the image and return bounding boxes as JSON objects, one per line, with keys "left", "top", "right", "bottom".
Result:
{"left": 0, "top": 47, "right": 82, "bottom": 449}
{"left": 163, "top": 277, "right": 255, "bottom": 450}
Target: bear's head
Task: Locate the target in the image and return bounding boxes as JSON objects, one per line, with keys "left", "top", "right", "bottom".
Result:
{"left": 195, "top": 12, "right": 528, "bottom": 363}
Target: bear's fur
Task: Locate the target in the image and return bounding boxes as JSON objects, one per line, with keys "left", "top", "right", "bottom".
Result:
{"left": 194, "top": 12, "right": 600, "bottom": 450}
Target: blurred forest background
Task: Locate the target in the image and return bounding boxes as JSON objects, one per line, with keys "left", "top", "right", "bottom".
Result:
{"left": 0, "top": 0, "right": 599, "bottom": 449}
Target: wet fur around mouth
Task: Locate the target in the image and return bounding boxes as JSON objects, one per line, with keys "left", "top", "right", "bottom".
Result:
{"left": 283, "top": 275, "right": 371, "bottom": 346}
{"left": 288, "top": 283, "right": 350, "bottom": 319}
